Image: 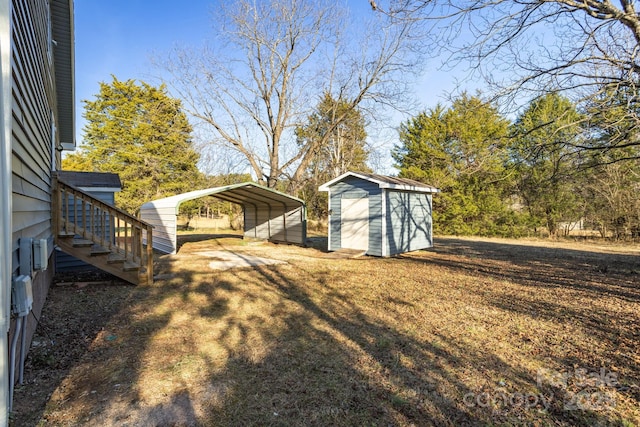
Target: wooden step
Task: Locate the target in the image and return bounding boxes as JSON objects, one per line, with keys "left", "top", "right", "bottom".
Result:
{"left": 72, "top": 239, "right": 94, "bottom": 248}
{"left": 107, "top": 254, "right": 126, "bottom": 264}
{"left": 90, "top": 245, "right": 111, "bottom": 256}
{"left": 53, "top": 178, "right": 153, "bottom": 285}
{"left": 56, "top": 238, "right": 145, "bottom": 285}
{"left": 123, "top": 262, "right": 140, "bottom": 272}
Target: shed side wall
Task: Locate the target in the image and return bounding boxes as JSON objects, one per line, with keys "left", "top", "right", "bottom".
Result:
{"left": 283, "top": 207, "right": 304, "bottom": 244}
{"left": 243, "top": 204, "right": 256, "bottom": 239}
{"left": 253, "top": 204, "right": 271, "bottom": 240}
{"left": 386, "top": 191, "right": 433, "bottom": 255}
{"left": 267, "top": 204, "right": 285, "bottom": 241}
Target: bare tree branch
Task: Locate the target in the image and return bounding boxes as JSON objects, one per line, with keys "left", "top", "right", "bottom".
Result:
{"left": 159, "top": 0, "right": 422, "bottom": 190}
{"left": 375, "top": 0, "right": 640, "bottom": 156}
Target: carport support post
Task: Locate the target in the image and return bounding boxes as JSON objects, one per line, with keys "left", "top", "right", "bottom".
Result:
{"left": 267, "top": 204, "right": 272, "bottom": 240}
{"left": 254, "top": 206, "right": 258, "bottom": 238}
{"left": 281, "top": 202, "right": 287, "bottom": 242}
{"left": 146, "top": 229, "right": 153, "bottom": 284}
{"left": 302, "top": 205, "right": 308, "bottom": 246}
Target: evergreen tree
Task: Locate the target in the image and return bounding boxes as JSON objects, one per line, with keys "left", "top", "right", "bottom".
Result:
{"left": 63, "top": 77, "right": 202, "bottom": 213}
{"left": 509, "top": 93, "right": 583, "bottom": 237}
{"left": 393, "top": 94, "right": 514, "bottom": 236}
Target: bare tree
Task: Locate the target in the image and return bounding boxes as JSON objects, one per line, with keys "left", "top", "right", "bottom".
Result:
{"left": 582, "top": 160, "right": 640, "bottom": 238}
{"left": 160, "top": 0, "right": 420, "bottom": 192}
{"left": 375, "top": 0, "right": 640, "bottom": 156}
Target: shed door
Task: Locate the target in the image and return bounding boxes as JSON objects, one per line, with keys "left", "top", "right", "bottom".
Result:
{"left": 341, "top": 197, "right": 369, "bottom": 251}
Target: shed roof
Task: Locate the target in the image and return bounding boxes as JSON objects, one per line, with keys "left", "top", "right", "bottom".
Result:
{"left": 140, "top": 182, "right": 305, "bottom": 213}
{"left": 319, "top": 171, "right": 439, "bottom": 193}
{"left": 56, "top": 171, "right": 122, "bottom": 191}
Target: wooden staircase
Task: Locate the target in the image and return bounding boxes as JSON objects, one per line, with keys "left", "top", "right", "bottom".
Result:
{"left": 53, "top": 174, "right": 154, "bottom": 285}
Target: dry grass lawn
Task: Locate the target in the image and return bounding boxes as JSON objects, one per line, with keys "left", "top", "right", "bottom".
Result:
{"left": 12, "top": 235, "right": 640, "bottom": 426}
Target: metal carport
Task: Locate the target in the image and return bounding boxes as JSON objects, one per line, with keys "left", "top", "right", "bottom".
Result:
{"left": 139, "top": 182, "right": 307, "bottom": 254}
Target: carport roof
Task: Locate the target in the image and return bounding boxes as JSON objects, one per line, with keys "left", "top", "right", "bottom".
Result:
{"left": 140, "top": 182, "right": 305, "bottom": 213}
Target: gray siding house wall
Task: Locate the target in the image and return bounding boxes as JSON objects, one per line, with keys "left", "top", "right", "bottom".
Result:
{"left": 319, "top": 172, "right": 438, "bottom": 256}
{"left": 9, "top": 0, "right": 74, "bottom": 332}
{"left": 1, "top": 0, "right": 74, "bottom": 416}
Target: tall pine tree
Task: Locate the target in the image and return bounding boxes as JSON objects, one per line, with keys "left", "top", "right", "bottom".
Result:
{"left": 509, "top": 93, "right": 583, "bottom": 237}
{"left": 63, "top": 77, "right": 202, "bottom": 213}
{"left": 393, "top": 94, "right": 514, "bottom": 235}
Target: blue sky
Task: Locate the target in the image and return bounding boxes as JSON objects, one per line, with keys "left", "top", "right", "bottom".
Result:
{"left": 73, "top": 0, "right": 470, "bottom": 173}
{"left": 74, "top": 0, "right": 213, "bottom": 136}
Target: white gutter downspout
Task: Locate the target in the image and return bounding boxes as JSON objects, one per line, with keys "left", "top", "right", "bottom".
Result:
{"left": 0, "top": 0, "right": 13, "bottom": 424}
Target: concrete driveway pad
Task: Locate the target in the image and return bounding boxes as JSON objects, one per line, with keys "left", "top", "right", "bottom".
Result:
{"left": 194, "top": 250, "right": 287, "bottom": 270}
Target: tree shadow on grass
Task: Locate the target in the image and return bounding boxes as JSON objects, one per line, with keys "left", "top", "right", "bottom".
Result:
{"left": 203, "top": 257, "right": 635, "bottom": 426}
{"left": 194, "top": 240, "right": 639, "bottom": 425}
{"left": 415, "top": 238, "right": 640, "bottom": 301}
{"left": 21, "top": 254, "right": 482, "bottom": 425}
{"left": 199, "top": 265, "right": 486, "bottom": 426}
{"left": 15, "top": 238, "right": 639, "bottom": 426}
{"left": 197, "top": 260, "right": 584, "bottom": 426}
{"left": 401, "top": 237, "right": 640, "bottom": 422}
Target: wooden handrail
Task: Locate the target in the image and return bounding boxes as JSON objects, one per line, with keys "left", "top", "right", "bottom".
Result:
{"left": 52, "top": 174, "right": 154, "bottom": 285}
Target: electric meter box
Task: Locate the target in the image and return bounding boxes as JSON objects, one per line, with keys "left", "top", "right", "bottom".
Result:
{"left": 33, "top": 238, "right": 48, "bottom": 271}
{"left": 11, "top": 275, "right": 33, "bottom": 317}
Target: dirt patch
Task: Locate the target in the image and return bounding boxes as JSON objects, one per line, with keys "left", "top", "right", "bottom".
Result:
{"left": 11, "top": 271, "right": 135, "bottom": 427}
{"left": 11, "top": 236, "right": 640, "bottom": 426}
